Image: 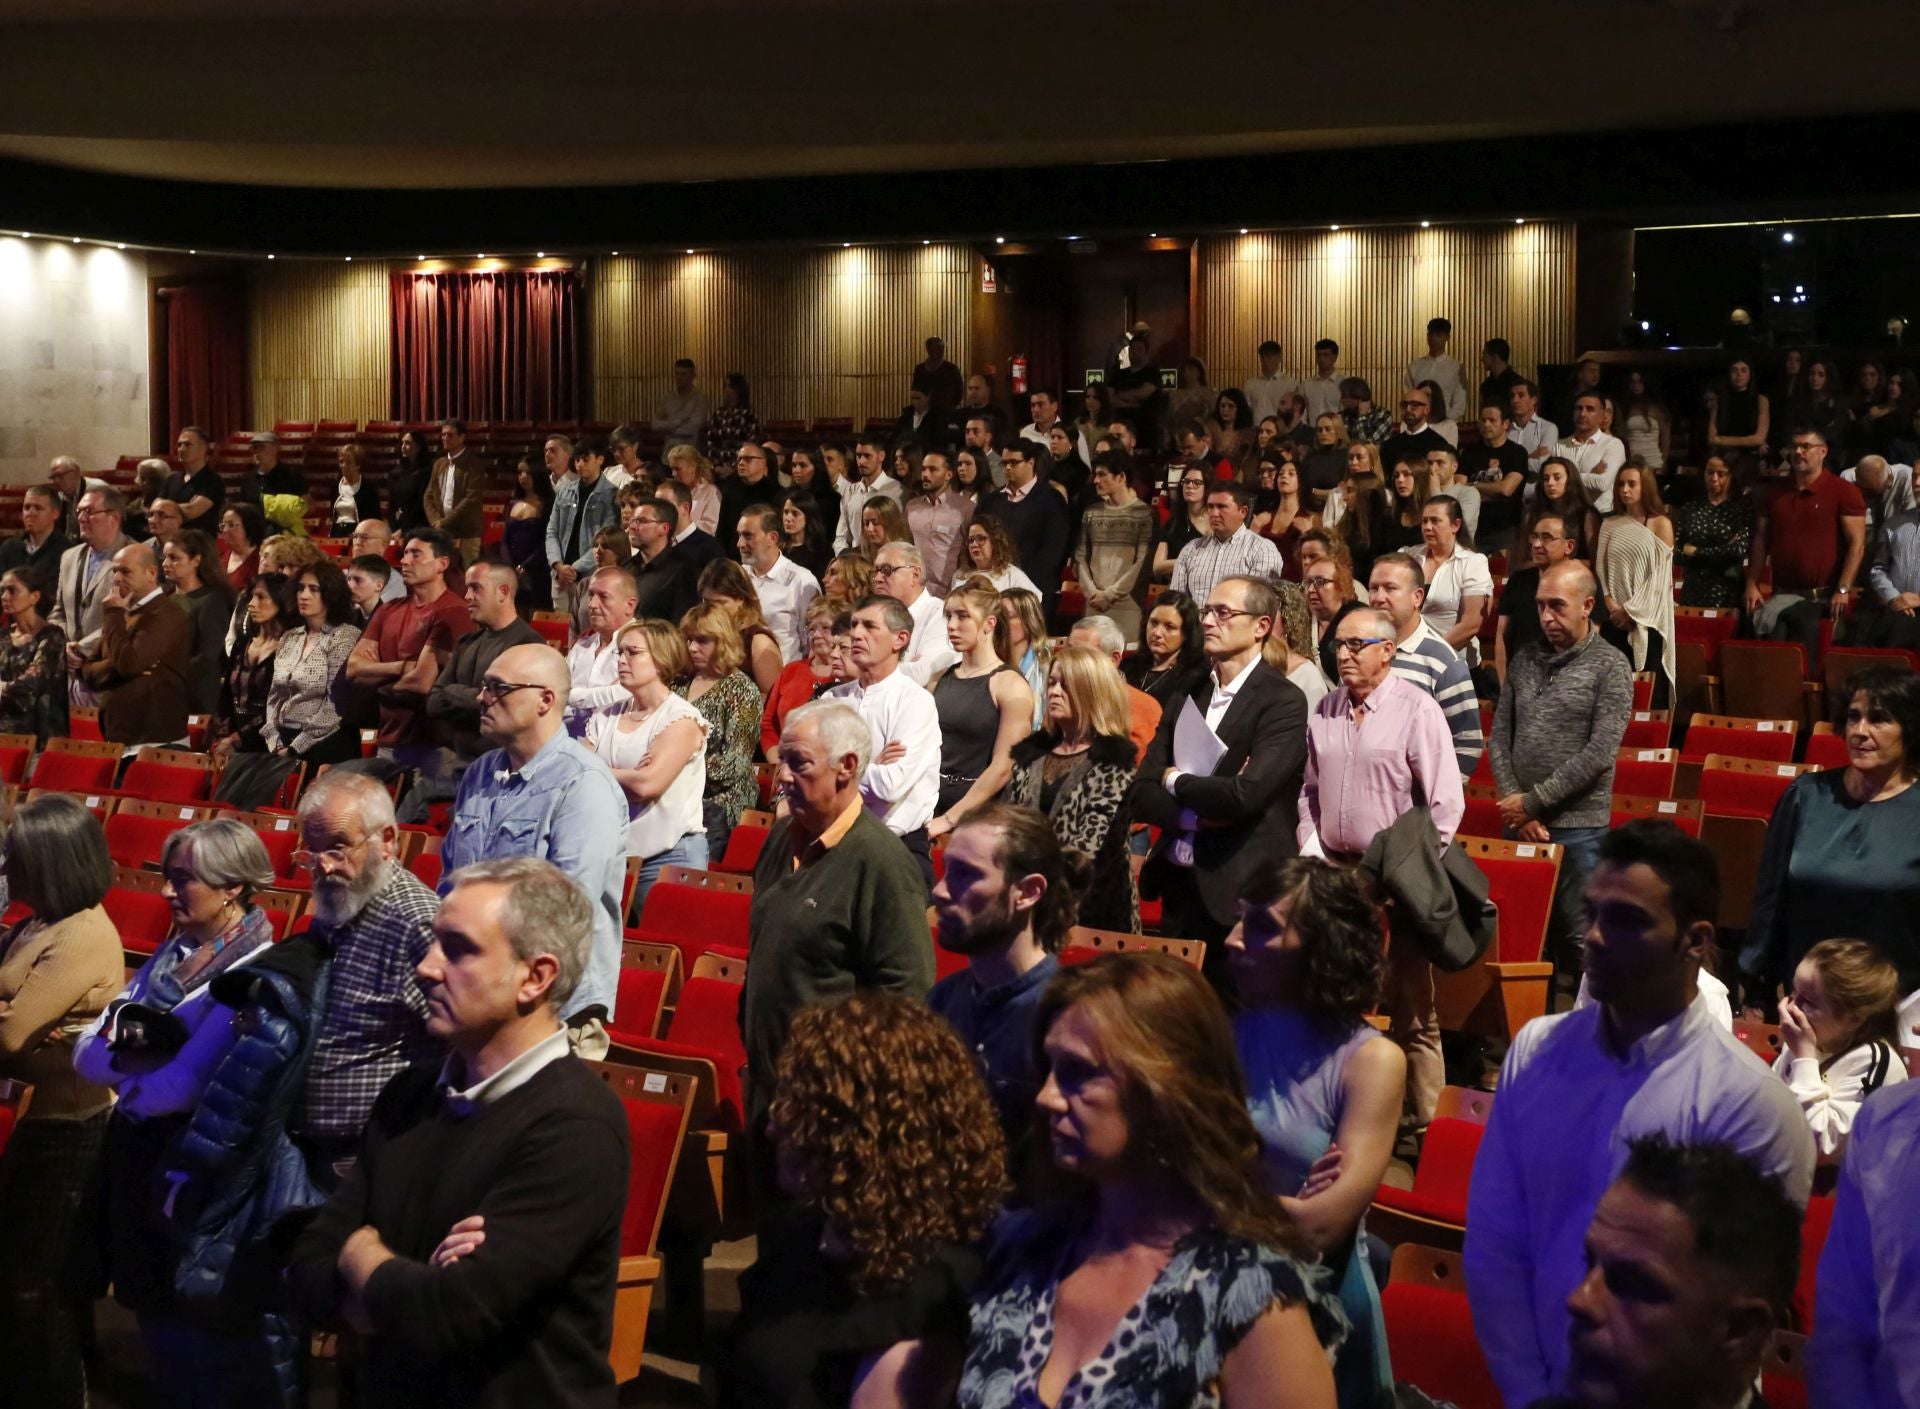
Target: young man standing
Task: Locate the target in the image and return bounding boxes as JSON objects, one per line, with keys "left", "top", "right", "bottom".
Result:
{"left": 1457, "top": 401, "right": 1532, "bottom": 547}
{"left": 1407, "top": 317, "right": 1468, "bottom": 422}
{"left": 833, "top": 435, "right": 904, "bottom": 554}
{"left": 904, "top": 449, "right": 974, "bottom": 598}
{"left": 974, "top": 441, "right": 1071, "bottom": 614}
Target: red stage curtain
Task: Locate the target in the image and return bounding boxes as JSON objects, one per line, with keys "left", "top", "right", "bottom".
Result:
{"left": 390, "top": 269, "right": 583, "bottom": 422}
{"left": 165, "top": 276, "right": 250, "bottom": 442}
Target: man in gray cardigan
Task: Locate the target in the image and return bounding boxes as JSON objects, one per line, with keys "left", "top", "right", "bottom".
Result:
{"left": 1488, "top": 560, "right": 1632, "bottom": 985}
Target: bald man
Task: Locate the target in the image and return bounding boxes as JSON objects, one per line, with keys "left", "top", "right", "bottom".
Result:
{"left": 437, "top": 642, "right": 629, "bottom": 1059}
{"left": 82, "top": 541, "right": 191, "bottom": 744}
{"left": 1488, "top": 558, "right": 1633, "bottom": 986}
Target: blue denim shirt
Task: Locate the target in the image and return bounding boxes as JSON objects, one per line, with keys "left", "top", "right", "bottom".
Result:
{"left": 545, "top": 471, "right": 621, "bottom": 577}
{"left": 440, "top": 728, "right": 629, "bottom": 1023}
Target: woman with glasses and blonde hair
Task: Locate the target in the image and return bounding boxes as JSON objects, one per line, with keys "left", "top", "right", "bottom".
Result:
{"left": 585, "top": 619, "right": 709, "bottom": 918}
{"left": 678, "top": 602, "right": 765, "bottom": 859}
{"left": 665, "top": 442, "right": 722, "bottom": 536}
{"left": 1006, "top": 643, "right": 1140, "bottom": 931}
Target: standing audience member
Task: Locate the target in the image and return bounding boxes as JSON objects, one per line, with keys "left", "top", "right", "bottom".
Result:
{"left": 832, "top": 436, "right": 904, "bottom": 554}
{"left": 1408, "top": 317, "right": 1468, "bottom": 420}
{"left": 956, "top": 954, "right": 1343, "bottom": 1409}
{"left": 677, "top": 602, "right": 766, "bottom": 862}
{"left": 655, "top": 357, "right": 715, "bottom": 446}
{"left": 926, "top": 584, "right": 1032, "bottom": 838}
{"left": 1135, "top": 576, "right": 1310, "bottom": 972}
{"left": 162, "top": 529, "right": 236, "bottom": 716}
{"left": 290, "top": 858, "right": 629, "bottom": 1409}
{"left": 0, "top": 483, "right": 71, "bottom": 575}
{"left": 1509, "top": 381, "right": 1561, "bottom": 474}
{"left": 210, "top": 572, "right": 297, "bottom": 783}
{"left": 584, "top": 619, "right": 709, "bottom": 915}
{"left": 1743, "top": 665, "right": 1920, "bottom": 1001}
{"left": 1705, "top": 355, "right": 1772, "bottom": 471}
{"left": 1006, "top": 644, "right": 1141, "bottom": 932}
{"left": 1076, "top": 452, "right": 1155, "bottom": 645}
{"left": 1230, "top": 858, "right": 1407, "bottom": 1409}
{"left": 425, "top": 417, "right": 485, "bottom": 566}
{"left": 1675, "top": 455, "right": 1752, "bottom": 609}
{"left": 548, "top": 438, "right": 618, "bottom": 616}
{"left": 715, "top": 993, "right": 1006, "bottom": 1409}
{"left": 739, "top": 502, "right": 822, "bottom": 662}
{"left": 1367, "top": 552, "right": 1485, "bottom": 776}
{"left": 563, "top": 564, "right": 639, "bottom": 736}
{"left": 779, "top": 487, "right": 832, "bottom": 581}
{"left": 0, "top": 795, "right": 122, "bottom": 1408}
{"left": 873, "top": 541, "right": 958, "bottom": 686}
{"left": 387, "top": 430, "right": 432, "bottom": 536}
{"left": 828, "top": 595, "right": 942, "bottom": 884}
{"left": 1169, "top": 481, "right": 1285, "bottom": 607}
{"left": 164, "top": 426, "right": 226, "bottom": 534}
{"left": 54, "top": 485, "right": 133, "bottom": 699}
{"left": 714, "top": 427, "right": 771, "bottom": 543}
{"left": 665, "top": 447, "right": 725, "bottom": 541}
{"left": 700, "top": 557, "right": 789, "bottom": 697}
{"left": 1301, "top": 550, "right": 1363, "bottom": 684}
{"left": 440, "top": 643, "right": 629, "bottom": 1059}
{"left": 974, "top": 440, "right": 1071, "bottom": 614}
{"left": 1465, "top": 821, "right": 1814, "bottom": 1409}
{"left": 243, "top": 558, "right": 366, "bottom": 788}
{"left": 962, "top": 515, "right": 1040, "bottom": 596}
{"left": 1153, "top": 467, "right": 1213, "bottom": 582}
{"left": 1412, "top": 494, "right": 1493, "bottom": 664}
{"left": 1547, "top": 1136, "right": 1802, "bottom": 1409}
{"left": 342, "top": 529, "right": 476, "bottom": 801}
{"left": 1528, "top": 455, "right": 1602, "bottom": 562}
{"left": 0, "top": 564, "right": 68, "bottom": 743}
{"left": 1745, "top": 427, "right": 1866, "bottom": 657}
{"left": 348, "top": 520, "right": 408, "bottom": 604}
{"left": 504, "top": 452, "right": 555, "bottom": 613}
{"left": 1457, "top": 401, "right": 1531, "bottom": 546}
{"left": 1124, "top": 590, "right": 1208, "bottom": 714}
{"left": 928, "top": 803, "right": 1082, "bottom": 1159}
{"left": 75, "top": 821, "right": 304, "bottom": 1405}
{"left": 759, "top": 598, "right": 841, "bottom": 758}
{"left": 1494, "top": 515, "right": 1576, "bottom": 684}
{"left": 1067, "top": 613, "right": 1164, "bottom": 759}
{"left": 1557, "top": 393, "right": 1628, "bottom": 510}
{"left": 217, "top": 503, "right": 265, "bottom": 599}
{"left": 627, "top": 496, "right": 702, "bottom": 625}
{"left": 330, "top": 444, "right": 383, "bottom": 535}
{"left": 345, "top": 554, "right": 394, "bottom": 625}
{"left": 420, "top": 560, "right": 545, "bottom": 805}
{"left": 288, "top": 770, "right": 443, "bottom": 1191}
{"left": 1772, "top": 937, "right": 1907, "bottom": 1161}
{"left": 1490, "top": 560, "right": 1634, "bottom": 976}
{"left": 1595, "top": 462, "right": 1676, "bottom": 709}
{"left": 1297, "top": 604, "right": 1464, "bottom": 1139}
{"left": 1377, "top": 385, "right": 1452, "bottom": 477}
{"left": 745, "top": 700, "right": 934, "bottom": 1135}
{"left": 904, "top": 448, "right": 974, "bottom": 596}
{"left": 85, "top": 541, "right": 190, "bottom": 744}
{"left": 995, "top": 587, "right": 1051, "bottom": 726}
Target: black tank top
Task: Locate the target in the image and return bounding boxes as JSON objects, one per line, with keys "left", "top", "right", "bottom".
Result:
{"left": 933, "top": 664, "right": 1015, "bottom": 784}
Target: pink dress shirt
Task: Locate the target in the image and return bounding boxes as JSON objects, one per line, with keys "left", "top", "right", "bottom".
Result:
{"left": 1297, "top": 671, "right": 1465, "bottom": 860}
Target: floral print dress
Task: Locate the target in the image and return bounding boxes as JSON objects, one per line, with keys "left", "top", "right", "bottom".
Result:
{"left": 959, "top": 1214, "right": 1346, "bottom": 1409}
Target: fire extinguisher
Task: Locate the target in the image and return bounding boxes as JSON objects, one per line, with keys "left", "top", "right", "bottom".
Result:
{"left": 1010, "top": 354, "right": 1028, "bottom": 397}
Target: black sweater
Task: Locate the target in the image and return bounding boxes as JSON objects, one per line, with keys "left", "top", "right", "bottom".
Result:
{"left": 289, "top": 1054, "right": 629, "bottom": 1409}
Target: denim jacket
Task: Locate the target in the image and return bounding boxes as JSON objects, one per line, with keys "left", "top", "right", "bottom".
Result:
{"left": 545, "top": 471, "right": 620, "bottom": 577}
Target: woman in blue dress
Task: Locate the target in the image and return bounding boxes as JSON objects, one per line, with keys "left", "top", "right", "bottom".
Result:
{"left": 1227, "top": 858, "right": 1407, "bottom": 1409}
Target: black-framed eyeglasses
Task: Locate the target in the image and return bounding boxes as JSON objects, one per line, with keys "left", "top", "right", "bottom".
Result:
{"left": 477, "top": 679, "right": 549, "bottom": 701}
{"left": 1198, "top": 604, "right": 1258, "bottom": 622}
{"left": 1333, "top": 636, "right": 1393, "bottom": 654}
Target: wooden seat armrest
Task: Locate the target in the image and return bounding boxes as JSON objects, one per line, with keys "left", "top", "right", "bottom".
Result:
{"left": 617, "top": 1254, "right": 663, "bottom": 1285}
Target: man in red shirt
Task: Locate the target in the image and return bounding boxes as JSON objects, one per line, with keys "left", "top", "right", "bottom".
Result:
{"left": 341, "top": 526, "right": 476, "bottom": 813}
{"left": 1744, "top": 427, "right": 1866, "bottom": 655}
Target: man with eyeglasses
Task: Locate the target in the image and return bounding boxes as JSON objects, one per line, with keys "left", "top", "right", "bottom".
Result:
{"left": 439, "top": 642, "right": 629, "bottom": 1060}
{"left": 424, "top": 561, "right": 544, "bottom": 789}
{"left": 287, "top": 769, "right": 443, "bottom": 1191}
{"left": 53, "top": 486, "right": 132, "bottom": 703}
{"left": 626, "top": 495, "right": 701, "bottom": 624}
{"left": 974, "top": 441, "right": 1071, "bottom": 615}
{"left": 347, "top": 519, "right": 408, "bottom": 605}
{"left": 717, "top": 440, "right": 775, "bottom": 555}
{"left": 1168, "top": 481, "right": 1283, "bottom": 610}
{"left": 0, "top": 484, "right": 71, "bottom": 577}
{"left": 1490, "top": 559, "right": 1633, "bottom": 990}
{"left": 1135, "top": 575, "right": 1309, "bottom": 982}
{"left": 873, "top": 541, "right": 957, "bottom": 686}
{"left": 1495, "top": 514, "right": 1577, "bottom": 685}
{"left": 1379, "top": 386, "right": 1452, "bottom": 478}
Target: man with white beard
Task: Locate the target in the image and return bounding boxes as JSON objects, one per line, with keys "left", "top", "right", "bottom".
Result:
{"left": 285, "top": 769, "right": 443, "bottom": 1192}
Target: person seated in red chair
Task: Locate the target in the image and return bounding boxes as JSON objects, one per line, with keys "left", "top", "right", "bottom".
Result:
{"left": 1531, "top": 1134, "right": 1801, "bottom": 1409}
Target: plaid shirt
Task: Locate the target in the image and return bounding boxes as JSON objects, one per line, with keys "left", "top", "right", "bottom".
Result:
{"left": 294, "top": 862, "right": 442, "bottom": 1138}
{"left": 1168, "top": 526, "right": 1285, "bottom": 607}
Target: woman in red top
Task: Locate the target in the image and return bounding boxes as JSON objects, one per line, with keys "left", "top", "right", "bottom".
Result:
{"left": 758, "top": 597, "right": 841, "bottom": 757}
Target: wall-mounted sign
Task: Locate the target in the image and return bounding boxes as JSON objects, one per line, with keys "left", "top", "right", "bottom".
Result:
{"left": 1159, "top": 367, "right": 1179, "bottom": 389}
{"left": 1084, "top": 368, "right": 1105, "bottom": 385}
{"left": 980, "top": 263, "right": 997, "bottom": 294}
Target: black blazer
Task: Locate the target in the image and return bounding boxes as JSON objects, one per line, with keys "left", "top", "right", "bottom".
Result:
{"left": 1132, "top": 658, "right": 1308, "bottom": 927}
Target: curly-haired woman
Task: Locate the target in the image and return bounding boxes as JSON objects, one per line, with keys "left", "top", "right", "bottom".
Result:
{"left": 716, "top": 992, "right": 1008, "bottom": 1409}
{"left": 1229, "top": 858, "right": 1406, "bottom": 1409}
{"left": 958, "top": 954, "right": 1345, "bottom": 1409}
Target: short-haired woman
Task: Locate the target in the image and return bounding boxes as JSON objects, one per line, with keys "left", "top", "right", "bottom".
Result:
{"left": 586, "top": 620, "right": 710, "bottom": 919}
{"left": 958, "top": 955, "right": 1344, "bottom": 1409}
{"left": 0, "top": 563, "right": 68, "bottom": 743}
{"left": 330, "top": 443, "right": 383, "bottom": 536}
{"left": 1005, "top": 644, "right": 1140, "bottom": 931}
{"left": 678, "top": 602, "right": 766, "bottom": 860}
{"left": 0, "top": 795, "right": 122, "bottom": 1406}
{"left": 717, "top": 992, "right": 1008, "bottom": 1409}
{"left": 1230, "top": 858, "right": 1406, "bottom": 1408}
{"left": 760, "top": 598, "right": 840, "bottom": 758}
{"left": 72, "top": 818, "right": 299, "bottom": 1402}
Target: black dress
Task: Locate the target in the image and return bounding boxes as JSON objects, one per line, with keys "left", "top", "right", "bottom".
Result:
{"left": 1676, "top": 495, "right": 1752, "bottom": 609}
{"left": 0, "top": 622, "right": 68, "bottom": 744}
{"left": 714, "top": 1210, "right": 983, "bottom": 1409}
{"left": 387, "top": 463, "right": 431, "bottom": 536}
{"left": 502, "top": 510, "right": 553, "bottom": 613}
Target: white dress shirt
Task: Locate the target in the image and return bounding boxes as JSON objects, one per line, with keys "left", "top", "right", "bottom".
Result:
{"left": 834, "top": 473, "right": 905, "bottom": 553}
{"left": 1300, "top": 375, "right": 1343, "bottom": 422}
{"left": 899, "top": 589, "right": 959, "bottom": 688}
{"left": 564, "top": 631, "right": 626, "bottom": 734}
{"left": 1511, "top": 413, "right": 1561, "bottom": 469}
{"left": 828, "top": 667, "right": 941, "bottom": 834}
{"left": 1407, "top": 353, "right": 1470, "bottom": 421}
{"left": 1464, "top": 995, "right": 1815, "bottom": 1409}
{"left": 748, "top": 553, "right": 821, "bottom": 663}
{"left": 1556, "top": 430, "right": 1627, "bottom": 511}
{"left": 1244, "top": 371, "right": 1304, "bottom": 427}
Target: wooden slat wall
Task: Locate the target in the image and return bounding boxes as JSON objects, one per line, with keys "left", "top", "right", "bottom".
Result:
{"left": 592, "top": 245, "right": 973, "bottom": 427}
{"left": 1200, "top": 222, "right": 1577, "bottom": 405}
{"left": 249, "top": 260, "right": 393, "bottom": 428}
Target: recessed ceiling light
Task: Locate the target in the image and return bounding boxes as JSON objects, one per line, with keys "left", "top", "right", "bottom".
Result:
{"left": 1330, "top": 224, "right": 1340, "bottom": 232}
{"left": 20, "top": 232, "right": 29, "bottom": 239}
{"left": 610, "top": 250, "right": 619, "bottom": 256}
{"left": 1515, "top": 218, "right": 1525, "bottom": 225}
{"left": 118, "top": 242, "right": 127, "bottom": 250}
{"left": 476, "top": 253, "right": 486, "bottom": 259}
{"left": 1420, "top": 221, "right": 1431, "bottom": 229}
{"left": 994, "top": 237, "right": 1005, "bottom": 245}
{"left": 1782, "top": 231, "right": 1795, "bottom": 243}
{"left": 71, "top": 236, "right": 80, "bottom": 244}
{"left": 686, "top": 249, "right": 694, "bottom": 255}
{"left": 1239, "top": 228, "right": 1249, "bottom": 235}
{"left": 417, "top": 254, "right": 425, "bottom": 260}
{"left": 923, "top": 240, "right": 931, "bottom": 246}
{"left": 842, "top": 242, "right": 851, "bottom": 248}
{"left": 1149, "top": 232, "right": 1158, "bottom": 238}
{"left": 267, "top": 253, "right": 275, "bottom": 259}
{"left": 536, "top": 251, "right": 546, "bottom": 258}
{"left": 188, "top": 248, "right": 196, "bottom": 254}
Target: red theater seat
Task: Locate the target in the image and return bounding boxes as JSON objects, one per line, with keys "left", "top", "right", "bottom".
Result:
{"left": 628, "top": 881, "right": 752, "bottom": 976}
{"left": 1382, "top": 1244, "right": 1500, "bottom": 1409}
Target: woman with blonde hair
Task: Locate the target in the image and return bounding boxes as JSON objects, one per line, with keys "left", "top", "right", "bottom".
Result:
{"left": 585, "top": 619, "right": 709, "bottom": 918}
{"left": 330, "top": 443, "right": 382, "bottom": 536}
{"left": 1006, "top": 644, "right": 1140, "bottom": 932}
{"left": 992, "top": 586, "right": 1051, "bottom": 729}
{"left": 666, "top": 442, "right": 722, "bottom": 536}
{"left": 958, "top": 955, "right": 1344, "bottom": 1409}
{"left": 821, "top": 550, "right": 874, "bottom": 612}
{"left": 860, "top": 496, "right": 912, "bottom": 555}
{"left": 760, "top": 597, "right": 840, "bottom": 757}
{"left": 720, "top": 992, "right": 1008, "bottom": 1409}
{"left": 927, "top": 583, "right": 1033, "bottom": 839}
{"left": 1322, "top": 440, "right": 1382, "bottom": 524}
{"left": 1301, "top": 413, "right": 1350, "bottom": 508}
{"left": 1773, "top": 936, "right": 1908, "bottom": 1162}
{"left": 677, "top": 601, "right": 765, "bottom": 859}
{"left": 697, "top": 557, "right": 784, "bottom": 696}
{"left": 1262, "top": 580, "right": 1330, "bottom": 709}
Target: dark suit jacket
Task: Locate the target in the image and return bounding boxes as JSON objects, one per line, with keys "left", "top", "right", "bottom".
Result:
{"left": 674, "top": 527, "right": 722, "bottom": 572}
{"left": 85, "top": 592, "right": 191, "bottom": 744}
{"left": 425, "top": 453, "right": 485, "bottom": 539}
{"left": 1132, "top": 659, "right": 1308, "bottom": 927}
